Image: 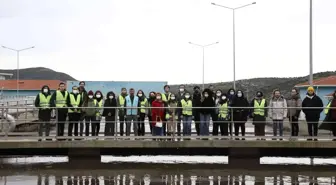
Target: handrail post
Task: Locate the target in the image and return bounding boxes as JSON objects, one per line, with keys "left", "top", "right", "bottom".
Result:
{"left": 114, "top": 108, "right": 118, "bottom": 140}
{"left": 230, "top": 107, "right": 233, "bottom": 140}
{"left": 55, "top": 108, "right": 58, "bottom": 141}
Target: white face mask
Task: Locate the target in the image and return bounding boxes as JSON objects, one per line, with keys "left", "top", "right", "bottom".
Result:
{"left": 171, "top": 96, "right": 175, "bottom": 100}
{"left": 88, "top": 95, "right": 93, "bottom": 99}
{"left": 216, "top": 92, "right": 221, "bottom": 97}
{"left": 222, "top": 96, "right": 226, "bottom": 100}
{"left": 156, "top": 96, "right": 161, "bottom": 100}
{"left": 96, "top": 94, "right": 101, "bottom": 98}
{"left": 204, "top": 94, "right": 209, "bottom": 98}
{"left": 109, "top": 95, "right": 114, "bottom": 99}
{"left": 237, "top": 93, "right": 242, "bottom": 97}
{"left": 180, "top": 88, "right": 184, "bottom": 92}
{"left": 138, "top": 94, "right": 143, "bottom": 97}
{"left": 185, "top": 95, "right": 190, "bottom": 99}
{"left": 230, "top": 91, "right": 234, "bottom": 95}
{"left": 73, "top": 90, "right": 78, "bottom": 94}
{"left": 43, "top": 89, "right": 48, "bottom": 93}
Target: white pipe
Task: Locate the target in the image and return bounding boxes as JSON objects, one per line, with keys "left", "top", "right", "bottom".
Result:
{"left": 0, "top": 112, "right": 16, "bottom": 132}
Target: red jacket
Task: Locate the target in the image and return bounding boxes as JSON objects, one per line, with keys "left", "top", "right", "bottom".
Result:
{"left": 151, "top": 100, "right": 165, "bottom": 126}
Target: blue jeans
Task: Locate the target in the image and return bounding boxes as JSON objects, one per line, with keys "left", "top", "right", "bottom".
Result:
{"left": 200, "top": 113, "right": 211, "bottom": 136}
{"left": 183, "top": 116, "right": 192, "bottom": 136}
{"left": 273, "top": 120, "right": 283, "bottom": 136}
{"left": 152, "top": 126, "right": 163, "bottom": 136}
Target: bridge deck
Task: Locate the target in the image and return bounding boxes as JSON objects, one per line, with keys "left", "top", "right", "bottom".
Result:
{"left": 0, "top": 140, "right": 335, "bottom": 149}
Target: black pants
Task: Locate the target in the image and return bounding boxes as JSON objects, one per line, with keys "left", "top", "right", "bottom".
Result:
{"left": 211, "top": 113, "right": 219, "bottom": 135}
{"left": 57, "top": 110, "right": 67, "bottom": 137}
{"left": 290, "top": 116, "right": 299, "bottom": 136}
{"left": 253, "top": 115, "right": 266, "bottom": 136}
{"left": 79, "top": 113, "right": 85, "bottom": 136}
{"left": 214, "top": 118, "right": 229, "bottom": 136}
{"left": 193, "top": 112, "right": 200, "bottom": 135}
{"left": 234, "top": 122, "right": 246, "bottom": 136}
{"left": 138, "top": 113, "right": 146, "bottom": 136}
{"left": 177, "top": 120, "right": 181, "bottom": 136}
{"left": 92, "top": 118, "right": 100, "bottom": 136}
{"left": 68, "top": 113, "right": 81, "bottom": 137}
{"left": 85, "top": 116, "right": 96, "bottom": 136}
{"left": 229, "top": 122, "right": 233, "bottom": 136}
{"left": 306, "top": 117, "right": 319, "bottom": 136}
{"left": 119, "top": 114, "right": 125, "bottom": 136}
{"left": 105, "top": 116, "right": 116, "bottom": 136}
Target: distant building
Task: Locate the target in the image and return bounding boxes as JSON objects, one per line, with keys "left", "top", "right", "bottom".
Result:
{"left": 0, "top": 73, "right": 13, "bottom": 80}
{"left": 66, "top": 81, "right": 168, "bottom": 96}
{"left": 295, "top": 75, "right": 336, "bottom": 120}
{"left": 0, "top": 80, "right": 63, "bottom": 98}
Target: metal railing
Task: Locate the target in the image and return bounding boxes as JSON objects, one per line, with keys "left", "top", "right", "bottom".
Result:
{"left": 0, "top": 106, "right": 335, "bottom": 141}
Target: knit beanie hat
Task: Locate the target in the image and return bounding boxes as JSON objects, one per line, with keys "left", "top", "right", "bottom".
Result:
{"left": 307, "top": 86, "right": 315, "bottom": 92}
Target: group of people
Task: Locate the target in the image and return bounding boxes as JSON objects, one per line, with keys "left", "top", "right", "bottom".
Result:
{"left": 34, "top": 81, "right": 336, "bottom": 140}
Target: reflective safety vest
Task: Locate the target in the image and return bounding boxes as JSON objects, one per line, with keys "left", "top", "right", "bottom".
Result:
{"left": 218, "top": 102, "right": 228, "bottom": 118}
{"left": 119, "top": 95, "right": 126, "bottom": 108}
{"left": 325, "top": 102, "right": 331, "bottom": 114}
{"left": 181, "top": 99, "right": 192, "bottom": 116}
{"left": 254, "top": 99, "right": 266, "bottom": 116}
{"left": 68, "top": 94, "right": 81, "bottom": 113}
{"left": 39, "top": 93, "right": 51, "bottom": 109}
{"left": 94, "top": 99, "right": 103, "bottom": 116}
{"left": 55, "top": 90, "right": 68, "bottom": 108}
{"left": 125, "top": 96, "right": 139, "bottom": 115}
{"left": 140, "top": 98, "right": 148, "bottom": 114}
{"left": 162, "top": 93, "right": 171, "bottom": 102}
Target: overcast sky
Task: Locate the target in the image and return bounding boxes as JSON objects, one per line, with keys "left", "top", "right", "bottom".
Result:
{"left": 0, "top": 0, "right": 335, "bottom": 84}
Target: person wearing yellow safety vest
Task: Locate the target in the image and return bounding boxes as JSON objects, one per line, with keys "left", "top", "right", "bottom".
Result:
{"left": 165, "top": 94, "right": 179, "bottom": 138}
{"left": 137, "top": 90, "right": 148, "bottom": 136}
{"left": 93, "top": 90, "right": 104, "bottom": 137}
{"left": 66, "top": 86, "right": 83, "bottom": 139}
{"left": 117, "top": 87, "right": 127, "bottom": 136}
{"left": 200, "top": 89, "right": 215, "bottom": 137}
{"left": 83, "top": 90, "right": 99, "bottom": 136}
{"left": 176, "top": 85, "right": 186, "bottom": 138}
{"left": 215, "top": 94, "right": 230, "bottom": 137}
{"left": 124, "top": 88, "right": 141, "bottom": 136}
{"left": 178, "top": 91, "right": 193, "bottom": 137}
{"left": 50, "top": 82, "right": 69, "bottom": 139}
{"left": 321, "top": 90, "right": 336, "bottom": 139}
{"left": 250, "top": 91, "right": 268, "bottom": 140}
{"left": 161, "top": 85, "right": 172, "bottom": 136}
{"left": 34, "top": 85, "right": 52, "bottom": 141}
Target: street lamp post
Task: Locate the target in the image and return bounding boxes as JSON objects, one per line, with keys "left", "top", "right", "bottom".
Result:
{"left": 309, "top": 0, "right": 313, "bottom": 86}
{"left": 212, "top": 2, "right": 256, "bottom": 90}
{"left": 189, "top": 42, "right": 219, "bottom": 90}
{"left": 2, "top": 46, "right": 35, "bottom": 97}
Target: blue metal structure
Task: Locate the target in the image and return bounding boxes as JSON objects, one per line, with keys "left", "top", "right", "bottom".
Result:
{"left": 66, "top": 81, "right": 168, "bottom": 97}
{"left": 295, "top": 85, "right": 336, "bottom": 120}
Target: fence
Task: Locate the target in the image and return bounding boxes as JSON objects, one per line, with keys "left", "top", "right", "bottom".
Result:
{"left": 0, "top": 105, "right": 335, "bottom": 141}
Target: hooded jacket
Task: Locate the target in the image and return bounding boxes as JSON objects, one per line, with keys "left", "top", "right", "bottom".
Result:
{"left": 103, "top": 91, "right": 117, "bottom": 117}
{"left": 302, "top": 92, "right": 323, "bottom": 119}
{"left": 200, "top": 88, "right": 215, "bottom": 114}
{"left": 269, "top": 93, "right": 288, "bottom": 120}
{"left": 192, "top": 89, "right": 202, "bottom": 116}
{"left": 231, "top": 90, "right": 249, "bottom": 121}
{"left": 227, "top": 88, "right": 236, "bottom": 105}
{"left": 287, "top": 89, "right": 302, "bottom": 118}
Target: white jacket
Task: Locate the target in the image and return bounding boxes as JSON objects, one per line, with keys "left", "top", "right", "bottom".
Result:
{"left": 269, "top": 96, "right": 288, "bottom": 120}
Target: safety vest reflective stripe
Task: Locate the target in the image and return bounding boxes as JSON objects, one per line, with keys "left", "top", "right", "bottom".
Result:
{"left": 181, "top": 99, "right": 192, "bottom": 116}
{"left": 254, "top": 99, "right": 266, "bottom": 116}
{"left": 39, "top": 93, "right": 51, "bottom": 108}
{"left": 219, "top": 102, "right": 228, "bottom": 118}
{"left": 68, "top": 94, "right": 81, "bottom": 113}
{"left": 94, "top": 99, "right": 103, "bottom": 116}
{"left": 162, "top": 93, "right": 171, "bottom": 102}
{"left": 55, "top": 91, "right": 68, "bottom": 107}
{"left": 140, "top": 99, "right": 148, "bottom": 113}
{"left": 119, "top": 96, "right": 125, "bottom": 107}
{"left": 325, "top": 102, "right": 331, "bottom": 115}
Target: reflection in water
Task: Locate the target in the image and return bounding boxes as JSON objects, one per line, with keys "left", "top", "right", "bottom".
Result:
{"left": 3, "top": 173, "right": 335, "bottom": 185}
